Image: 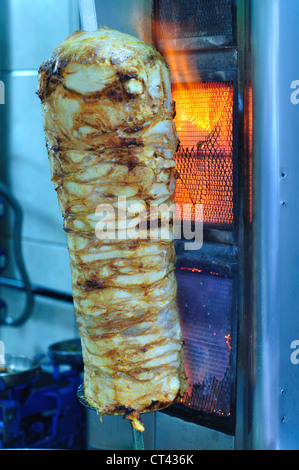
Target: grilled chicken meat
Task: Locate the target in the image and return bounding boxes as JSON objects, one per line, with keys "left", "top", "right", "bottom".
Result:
{"left": 37, "top": 27, "right": 187, "bottom": 431}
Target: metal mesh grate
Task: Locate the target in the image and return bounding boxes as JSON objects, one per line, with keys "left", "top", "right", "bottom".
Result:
{"left": 173, "top": 82, "right": 234, "bottom": 229}
{"left": 155, "top": 0, "right": 234, "bottom": 39}
{"left": 176, "top": 268, "right": 233, "bottom": 418}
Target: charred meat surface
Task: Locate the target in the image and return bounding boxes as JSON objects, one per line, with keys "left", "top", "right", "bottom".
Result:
{"left": 37, "top": 27, "right": 187, "bottom": 431}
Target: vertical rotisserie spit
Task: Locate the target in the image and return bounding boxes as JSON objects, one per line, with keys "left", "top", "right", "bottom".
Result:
{"left": 37, "top": 27, "right": 187, "bottom": 431}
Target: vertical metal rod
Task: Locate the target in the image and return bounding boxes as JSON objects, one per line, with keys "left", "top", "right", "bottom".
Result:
{"left": 131, "top": 424, "right": 145, "bottom": 450}
{"left": 79, "top": 0, "right": 98, "bottom": 31}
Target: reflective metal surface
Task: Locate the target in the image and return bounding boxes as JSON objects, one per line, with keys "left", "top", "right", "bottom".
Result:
{"left": 0, "top": 354, "right": 40, "bottom": 388}
{"left": 236, "top": 0, "right": 299, "bottom": 450}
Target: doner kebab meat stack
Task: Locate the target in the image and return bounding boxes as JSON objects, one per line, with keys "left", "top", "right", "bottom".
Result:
{"left": 37, "top": 27, "right": 187, "bottom": 432}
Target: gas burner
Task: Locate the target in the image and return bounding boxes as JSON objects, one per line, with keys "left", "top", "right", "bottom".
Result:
{"left": 0, "top": 339, "right": 86, "bottom": 449}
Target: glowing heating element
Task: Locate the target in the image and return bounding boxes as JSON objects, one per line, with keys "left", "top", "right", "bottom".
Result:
{"left": 173, "top": 82, "right": 234, "bottom": 229}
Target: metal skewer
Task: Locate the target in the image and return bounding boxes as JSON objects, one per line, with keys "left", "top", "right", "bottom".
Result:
{"left": 131, "top": 425, "right": 145, "bottom": 450}
{"left": 79, "top": 0, "right": 98, "bottom": 31}
{"left": 77, "top": 385, "right": 145, "bottom": 450}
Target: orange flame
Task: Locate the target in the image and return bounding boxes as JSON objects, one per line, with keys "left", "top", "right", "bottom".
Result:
{"left": 151, "top": 19, "right": 234, "bottom": 227}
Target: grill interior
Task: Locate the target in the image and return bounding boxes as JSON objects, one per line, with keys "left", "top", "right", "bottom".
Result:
{"left": 176, "top": 268, "right": 233, "bottom": 418}
{"left": 154, "top": 0, "right": 234, "bottom": 40}
{"left": 153, "top": 0, "right": 238, "bottom": 436}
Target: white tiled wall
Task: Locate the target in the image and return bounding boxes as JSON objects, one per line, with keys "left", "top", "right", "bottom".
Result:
{"left": 0, "top": 0, "right": 80, "bottom": 356}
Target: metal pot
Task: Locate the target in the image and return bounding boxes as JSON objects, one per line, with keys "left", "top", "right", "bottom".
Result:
{"left": 0, "top": 354, "right": 40, "bottom": 389}
{"left": 48, "top": 338, "right": 83, "bottom": 367}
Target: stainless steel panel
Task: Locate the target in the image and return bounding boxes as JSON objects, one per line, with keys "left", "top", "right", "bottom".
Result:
{"left": 248, "top": 0, "right": 299, "bottom": 450}
{"left": 87, "top": 410, "right": 155, "bottom": 450}
{"left": 86, "top": 409, "right": 234, "bottom": 450}
{"left": 155, "top": 412, "right": 234, "bottom": 450}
